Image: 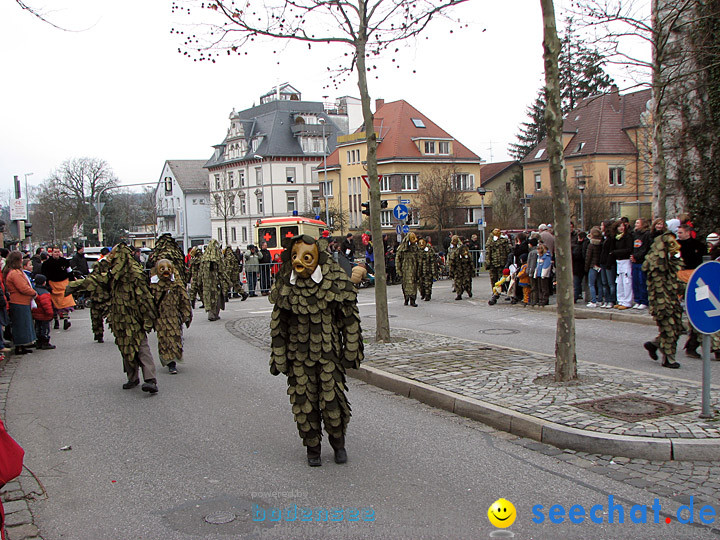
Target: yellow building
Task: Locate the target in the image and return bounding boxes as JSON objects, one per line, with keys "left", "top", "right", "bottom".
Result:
{"left": 317, "top": 99, "right": 485, "bottom": 236}
{"left": 521, "top": 87, "right": 653, "bottom": 226}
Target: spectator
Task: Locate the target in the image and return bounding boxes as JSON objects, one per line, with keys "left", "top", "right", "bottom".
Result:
{"left": 677, "top": 223, "right": 704, "bottom": 270}
{"left": 71, "top": 245, "right": 90, "bottom": 277}
{"left": 584, "top": 227, "right": 603, "bottom": 307}
{"left": 611, "top": 220, "right": 633, "bottom": 310}
{"left": 0, "top": 249, "right": 8, "bottom": 272}
{"left": 22, "top": 256, "right": 34, "bottom": 284}
{"left": 651, "top": 218, "right": 667, "bottom": 240}
{"left": 707, "top": 232, "right": 720, "bottom": 260}
{"left": 0, "top": 268, "right": 10, "bottom": 355}
{"left": 539, "top": 224, "right": 555, "bottom": 257}
{"left": 41, "top": 245, "right": 76, "bottom": 330}
{"left": 341, "top": 233, "right": 355, "bottom": 260}
{"left": 534, "top": 243, "right": 553, "bottom": 306}
{"left": 31, "top": 248, "right": 44, "bottom": 275}
{"left": 599, "top": 220, "right": 616, "bottom": 308}
{"left": 630, "top": 218, "right": 651, "bottom": 310}
{"left": 527, "top": 237, "right": 539, "bottom": 306}
{"left": 3, "top": 251, "right": 37, "bottom": 355}
{"left": 258, "top": 241, "right": 272, "bottom": 295}
{"left": 31, "top": 274, "right": 56, "bottom": 350}
{"left": 571, "top": 231, "right": 586, "bottom": 303}
{"left": 442, "top": 232, "right": 453, "bottom": 254}
{"left": 244, "top": 245, "right": 260, "bottom": 297}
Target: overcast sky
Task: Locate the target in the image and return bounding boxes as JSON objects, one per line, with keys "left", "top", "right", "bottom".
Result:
{"left": 0, "top": 0, "right": 645, "bottom": 197}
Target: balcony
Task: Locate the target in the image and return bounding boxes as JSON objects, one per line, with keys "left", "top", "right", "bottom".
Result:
{"left": 158, "top": 208, "right": 176, "bottom": 217}
{"left": 291, "top": 123, "right": 326, "bottom": 137}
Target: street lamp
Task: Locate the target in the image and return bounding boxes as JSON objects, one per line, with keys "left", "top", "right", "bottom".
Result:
{"left": 48, "top": 211, "right": 56, "bottom": 245}
{"left": 520, "top": 193, "right": 534, "bottom": 231}
{"left": 318, "top": 118, "right": 330, "bottom": 227}
{"left": 476, "top": 187, "right": 488, "bottom": 261}
{"left": 24, "top": 173, "right": 33, "bottom": 251}
{"left": 577, "top": 177, "right": 587, "bottom": 231}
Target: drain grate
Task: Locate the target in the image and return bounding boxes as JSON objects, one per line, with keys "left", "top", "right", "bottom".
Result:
{"left": 573, "top": 394, "right": 693, "bottom": 422}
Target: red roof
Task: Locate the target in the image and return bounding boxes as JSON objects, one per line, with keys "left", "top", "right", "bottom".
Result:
{"left": 325, "top": 100, "right": 480, "bottom": 167}
{"left": 480, "top": 160, "right": 519, "bottom": 186}
{"left": 521, "top": 88, "right": 652, "bottom": 164}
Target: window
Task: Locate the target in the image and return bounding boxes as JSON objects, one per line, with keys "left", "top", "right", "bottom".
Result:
{"left": 453, "top": 173, "right": 474, "bottom": 191}
{"left": 239, "top": 170, "right": 245, "bottom": 187}
{"left": 251, "top": 138, "right": 260, "bottom": 152}
{"left": 311, "top": 191, "right": 320, "bottom": 209}
{"left": 229, "top": 196, "right": 235, "bottom": 216}
{"left": 215, "top": 174, "right": 221, "bottom": 190}
{"left": 609, "top": 167, "right": 625, "bottom": 186}
{"left": 228, "top": 171, "right": 235, "bottom": 188}
{"left": 231, "top": 227, "right": 237, "bottom": 242}
{"left": 411, "top": 118, "right": 426, "bottom": 128}
{"left": 257, "top": 195, "right": 264, "bottom": 214}
{"left": 506, "top": 182, "right": 511, "bottom": 193}
{"left": 439, "top": 141, "right": 450, "bottom": 154}
{"left": 192, "top": 198, "right": 197, "bottom": 205}
{"left": 286, "top": 167, "right": 296, "bottom": 183}
{"left": 407, "top": 209, "right": 420, "bottom": 226}
{"left": 164, "top": 176, "right": 172, "bottom": 194}
{"left": 424, "top": 141, "right": 435, "bottom": 154}
{"left": 287, "top": 193, "right": 297, "bottom": 213}
{"left": 574, "top": 142, "right": 586, "bottom": 153}
{"left": 217, "top": 228, "right": 223, "bottom": 242}
{"left": 347, "top": 151, "right": 351, "bottom": 164}
{"left": 242, "top": 227, "right": 248, "bottom": 243}
{"left": 465, "top": 208, "right": 477, "bottom": 224}
{"left": 381, "top": 209, "right": 393, "bottom": 227}
{"left": 535, "top": 148, "right": 546, "bottom": 159}
{"left": 380, "top": 175, "right": 391, "bottom": 192}
{"left": 401, "top": 174, "right": 419, "bottom": 191}
{"left": 534, "top": 172, "right": 542, "bottom": 191}
{"left": 322, "top": 181, "right": 333, "bottom": 197}
{"left": 240, "top": 195, "right": 246, "bottom": 214}
{"left": 255, "top": 167, "right": 263, "bottom": 185}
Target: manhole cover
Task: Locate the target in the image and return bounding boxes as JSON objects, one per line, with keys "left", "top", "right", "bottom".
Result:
{"left": 573, "top": 394, "right": 693, "bottom": 422}
{"left": 479, "top": 329, "right": 520, "bottom": 335}
{"left": 365, "top": 314, "right": 397, "bottom": 318}
{"left": 205, "top": 511, "right": 236, "bottom": 524}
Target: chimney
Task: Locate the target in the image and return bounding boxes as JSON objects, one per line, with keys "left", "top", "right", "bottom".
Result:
{"left": 375, "top": 99, "right": 385, "bottom": 112}
{"left": 609, "top": 84, "right": 620, "bottom": 112}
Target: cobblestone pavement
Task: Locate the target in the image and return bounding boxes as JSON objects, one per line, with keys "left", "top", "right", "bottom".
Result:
{"left": 0, "top": 357, "right": 45, "bottom": 540}
{"left": 230, "top": 317, "right": 720, "bottom": 440}
{"left": 230, "top": 314, "right": 720, "bottom": 519}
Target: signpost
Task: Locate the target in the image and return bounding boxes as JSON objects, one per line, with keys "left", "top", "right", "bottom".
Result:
{"left": 393, "top": 204, "right": 409, "bottom": 221}
{"left": 402, "top": 225, "right": 409, "bottom": 234}
{"left": 10, "top": 199, "right": 27, "bottom": 221}
{"left": 685, "top": 261, "right": 720, "bottom": 418}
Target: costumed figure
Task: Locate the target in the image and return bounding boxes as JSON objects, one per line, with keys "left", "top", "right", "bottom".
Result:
{"left": 224, "top": 246, "right": 249, "bottom": 301}
{"left": 642, "top": 233, "right": 685, "bottom": 369}
{"left": 148, "top": 233, "right": 188, "bottom": 286}
{"left": 395, "top": 232, "right": 421, "bottom": 307}
{"left": 188, "top": 247, "right": 203, "bottom": 309}
{"left": 417, "top": 238, "right": 438, "bottom": 301}
{"left": 69, "top": 249, "right": 111, "bottom": 343}
{"left": 41, "top": 246, "right": 76, "bottom": 330}
{"left": 269, "top": 235, "right": 363, "bottom": 467}
{"left": 449, "top": 244, "right": 474, "bottom": 300}
{"left": 150, "top": 259, "right": 192, "bottom": 374}
{"left": 485, "top": 229, "right": 511, "bottom": 291}
{"left": 197, "top": 240, "right": 229, "bottom": 321}
{"left": 67, "top": 243, "right": 159, "bottom": 393}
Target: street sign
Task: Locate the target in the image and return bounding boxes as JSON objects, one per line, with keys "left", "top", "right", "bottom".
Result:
{"left": 10, "top": 199, "right": 26, "bottom": 221}
{"left": 686, "top": 261, "right": 720, "bottom": 335}
{"left": 396, "top": 224, "right": 403, "bottom": 235}
{"left": 402, "top": 225, "right": 410, "bottom": 234}
{"left": 477, "top": 218, "right": 485, "bottom": 230}
{"left": 400, "top": 199, "right": 411, "bottom": 204}
{"left": 393, "top": 204, "right": 409, "bottom": 221}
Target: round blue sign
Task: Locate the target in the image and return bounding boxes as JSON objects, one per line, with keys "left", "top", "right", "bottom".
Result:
{"left": 685, "top": 261, "right": 720, "bottom": 335}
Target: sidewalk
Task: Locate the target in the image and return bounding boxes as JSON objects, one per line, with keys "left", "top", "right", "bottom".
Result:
{"left": 231, "top": 317, "right": 720, "bottom": 462}
{"left": 0, "top": 357, "right": 45, "bottom": 540}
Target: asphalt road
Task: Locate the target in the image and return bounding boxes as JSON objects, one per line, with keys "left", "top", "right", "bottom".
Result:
{"left": 7, "top": 294, "right": 719, "bottom": 539}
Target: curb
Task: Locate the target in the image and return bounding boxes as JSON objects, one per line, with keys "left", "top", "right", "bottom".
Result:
{"left": 348, "top": 365, "right": 719, "bottom": 462}
{"left": 535, "top": 304, "right": 656, "bottom": 326}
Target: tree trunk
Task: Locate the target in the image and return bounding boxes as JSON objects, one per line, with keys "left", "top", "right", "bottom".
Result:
{"left": 540, "top": 0, "right": 577, "bottom": 382}
{"left": 651, "top": 0, "right": 668, "bottom": 220}
{"left": 356, "top": 3, "right": 390, "bottom": 342}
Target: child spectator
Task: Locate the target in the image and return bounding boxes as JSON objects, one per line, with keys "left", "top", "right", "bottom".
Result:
{"left": 585, "top": 227, "right": 603, "bottom": 307}
{"left": 31, "top": 274, "right": 56, "bottom": 350}
{"left": 535, "top": 244, "right": 553, "bottom": 306}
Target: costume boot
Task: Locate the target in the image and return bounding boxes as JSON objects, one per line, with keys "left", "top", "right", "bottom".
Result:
{"left": 409, "top": 296, "right": 418, "bottom": 307}
{"left": 643, "top": 341, "right": 659, "bottom": 361}
{"left": 141, "top": 378, "right": 159, "bottom": 394}
{"left": 425, "top": 292, "right": 431, "bottom": 301}
{"left": 307, "top": 444, "right": 322, "bottom": 467}
{"left": 94, "top": 333, "right": 104, "bottom": 343}
{"left": 329, "top": 436, "right": 347, "bottom": 464}
{"left": 455, "top": 293, "right": 462, "bottom": 300}
{"left": 662, "top": 355, "right": 680, "bottom": 369}
{"left": 404, "top": 296, "right": 409, "bottom": 306}
{"left": 684, "top": 333, "right": 701, "bottom": 359}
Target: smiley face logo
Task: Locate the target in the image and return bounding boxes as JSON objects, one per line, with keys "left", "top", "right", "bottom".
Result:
{"left": 487, "top": 498, "right": 516, "bottom": 529}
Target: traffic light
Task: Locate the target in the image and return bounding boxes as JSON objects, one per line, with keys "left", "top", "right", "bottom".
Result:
{"left": 24, "top": 222, "right": 32, "bottom": 238}
{"left": 380, "top": 200, "right": 388, "bottom": 209}
{"left": 361, "top": 202, "right": 370, "bottom": 216}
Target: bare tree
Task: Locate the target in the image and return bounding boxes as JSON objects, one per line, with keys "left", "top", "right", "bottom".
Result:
{"left": 173, "top": 0, "right": 468, "bottom": 342}
{"left": 211, "top": 171, "right": 241, "bottom": 245}
{"left": 415, "top": 165, "right": 470, "bottom": 233}
{"left": 488, "top": 186, "right": 524, "bottom": 230}
{"left": 541, "top": 0, "right": 577, "bottom": 382}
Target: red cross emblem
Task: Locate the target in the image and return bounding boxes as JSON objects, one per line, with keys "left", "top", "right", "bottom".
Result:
{"left": 285, "top": 231, "right": 295, "bottom": 238}
{"left": 263, "top": 232, "right": 272, "bottom": 241}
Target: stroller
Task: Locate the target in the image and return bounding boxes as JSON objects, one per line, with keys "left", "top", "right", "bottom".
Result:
{"left": 488, "top": 265, "right": 517, "bottom": 306}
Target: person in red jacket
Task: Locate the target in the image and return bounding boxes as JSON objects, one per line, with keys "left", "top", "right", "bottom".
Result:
{"left": 31, "top": 274, "right": 56, "bottom": 350}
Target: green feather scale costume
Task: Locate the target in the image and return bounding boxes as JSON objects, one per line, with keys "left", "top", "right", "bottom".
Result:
{"left": 196, "top": 240, "right": 229, "bottom": 318}
{"left": 269, "top": 237, "right": 363, "bottom": 449}
{"left": 395, "top": 236, "right": 420, "bottom": 299}
{"left": 449, "top": 245, "right": 474, "bottom": 297}
{"left": 149, "top": 234, "right": 188, "bottom": 285}
{"left": 150, "top": 275, "right": 192, "bottom": 366}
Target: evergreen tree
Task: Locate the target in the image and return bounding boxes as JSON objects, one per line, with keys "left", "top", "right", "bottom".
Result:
{"left": 509, "top": 19, "right": 614, "bottom": 160}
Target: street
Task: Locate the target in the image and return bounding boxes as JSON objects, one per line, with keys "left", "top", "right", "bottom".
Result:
{"left": 5, "top": 278, "right": 720, "bottom": 539}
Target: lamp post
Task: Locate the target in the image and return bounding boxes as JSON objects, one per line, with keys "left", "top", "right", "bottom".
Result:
{"left": 476, "top": 187, "right": 488, "bottom": 261}
{"left": 48, "top": 211, "right": 56, "bottom": 245}
{"left": 520, "top": 193, "right": 533, "bottom": 231}
{"left": 577, "top": 177, "right": 587, "bottom": 231}
{"left": 318, "top": 118, "right": 330, "bottom": 227}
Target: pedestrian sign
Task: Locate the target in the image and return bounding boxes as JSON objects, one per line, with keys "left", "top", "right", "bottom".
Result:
{"left": 393, "top": 204, "right": 409, "bottom": 221}
{"left": 685, "top": 261, "right": 720, "bottom": 335}
{"left": 402, "top": 225, "right": 410, "bottom": 234}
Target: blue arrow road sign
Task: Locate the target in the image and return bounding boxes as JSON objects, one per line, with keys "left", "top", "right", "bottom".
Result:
{"left": 400, "top": 199, "right": 411, "bottom": 204}
{"left": 402, "top": 225, "right": 410, "bottom": 234}
{"left": 685, "top": 261, "right": 720, "bottom": 335}
{"left": 396, "top": 224, "right": 403, "bottom": 235}
{"left": 393, "top": 204, "right": 409, "bottom": 221}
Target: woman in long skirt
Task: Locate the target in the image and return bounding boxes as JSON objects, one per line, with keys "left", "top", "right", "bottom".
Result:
{"left": 3, "top": 251, "right": 37, "bottom": 355}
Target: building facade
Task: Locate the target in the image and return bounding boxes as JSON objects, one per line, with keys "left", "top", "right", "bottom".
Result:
{"left": 155, "top": 160, "right": 212, "bottom": 252}
{"left": 317, "top": 99, "right": 485, "bottom": 236}
{"left": 204, "top": 84, "right": 359, "bottom": 248}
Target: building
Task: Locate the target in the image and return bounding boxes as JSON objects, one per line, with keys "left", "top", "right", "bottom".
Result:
{"left": 204, "top": 84, "right": 360, "bottom": 248}
{"left": 155, "top": 160, "right": 212, "bottom": 252}
{"left": 317, "top": 99, "right": 484, "bottom": 236}
{"left": 521, "top": 87, "right": 653, "bottom": 224}
{"left": 127, "top": 224, "right": 156, "bottom": 249}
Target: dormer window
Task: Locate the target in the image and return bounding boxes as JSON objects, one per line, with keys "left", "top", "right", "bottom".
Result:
{"left": 535, "top": 148, "right": 546, "bottom": 159}
{"left": 411, "top": 118, "right": 426, "bottom": 128}
{"left": 439, "top": 141, "right": 450, "bottom": 154}
{"left": 574, "top": 142, "right": 586, "bottom": 153}
{"left": 424, "top": 141, "right": 435, "bottom": 154}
